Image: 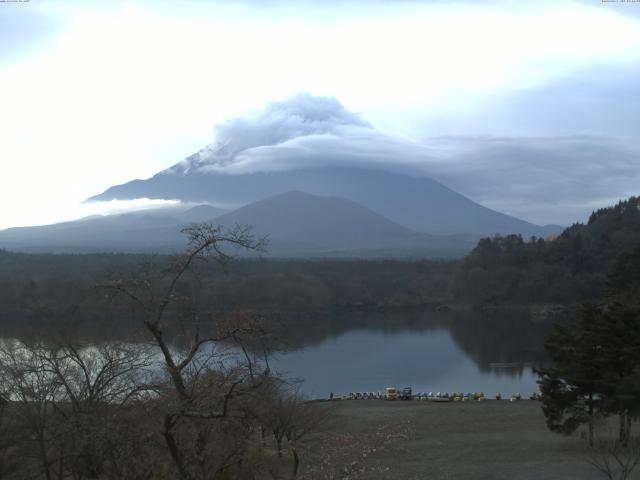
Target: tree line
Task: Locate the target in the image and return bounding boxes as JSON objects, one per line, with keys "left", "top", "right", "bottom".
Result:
{"left": 0, "top": 249, "right": 455, "bottom": 343}
{"left": 451, "top": 196, "right": 640, "bottom": 305}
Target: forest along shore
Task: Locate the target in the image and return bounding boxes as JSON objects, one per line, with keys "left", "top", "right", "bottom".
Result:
{"left": 300, "top": 400, "right": 601, "bottom": 480}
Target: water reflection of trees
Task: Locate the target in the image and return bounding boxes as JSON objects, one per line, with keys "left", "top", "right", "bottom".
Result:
{"left": 251, "top": 308, "right": 558, "bottom": 378}
{"left": 446, "top": 309, "right": 554, "bottom": 375}
{"left": 291, "top": 309, "right": 564, "bottom": 378}
{"left": 1, "top": 307, "right": 560, "bottom": 378}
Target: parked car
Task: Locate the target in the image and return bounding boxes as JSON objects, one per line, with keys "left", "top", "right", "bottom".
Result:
{"left": 400, "top": 386, "right": 412, "bottom": 400}
{"left": 384, "top": 387, "right": 398, "bottom": 400}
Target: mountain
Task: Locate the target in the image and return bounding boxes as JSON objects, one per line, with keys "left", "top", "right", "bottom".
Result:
{"left": 0, "top": 192, "right": 476, "bottom": 257}
{"left": 0, "top": 205, "right": 224, "bottom": 253}
{"left": 87, "top": 166, "right": 562, "bottom": 237}
{"left": 211, "top": 191, "right": 475, "bottom": 257}
{"left": 181, "top": 204, "right": 225, "bottom": 223}
{"left": 215, "top": 191, "right": 412, "bottom": 240}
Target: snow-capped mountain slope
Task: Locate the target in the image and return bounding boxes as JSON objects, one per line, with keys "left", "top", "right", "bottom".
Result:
{"left": 86, "top": 94, "right": 561, "bottom": 238}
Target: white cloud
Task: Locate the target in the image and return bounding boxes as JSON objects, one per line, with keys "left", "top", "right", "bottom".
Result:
{"left": 229, "top": 132, "right": 640, "bottom": 226}
{"left": 157, "top": 94, "right": 640, "bottom": 226}
{"left": 169, "top": 93, "right": 371, "bottom": 173}
{"left": 1, "top": 0, "right": 640, "bottom": 228}
{"left": 0, "top": 197, "right": 183, "bottom": 231}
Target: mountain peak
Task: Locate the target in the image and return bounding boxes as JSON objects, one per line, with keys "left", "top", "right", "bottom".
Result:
{"left": 181, "top": 204, "right": 225, "bottom": 222}
{"left": 164, "top": 93, "right": 372, "bottom": 176}
{"left": 214, "top": 190, "right": 412, "bottom": 239}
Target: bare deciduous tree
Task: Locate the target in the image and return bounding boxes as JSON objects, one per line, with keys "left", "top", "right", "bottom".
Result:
{"left": 585, "top": 435, "right": 640, "bottom": 480}
{"left": 0, "top": 224, "right": 329, "bottom": 480}
{"left": 0, "top": 340, "right": 65, "bottom": 480}
{"left": 0, "top": 338, "right": 158, "bottom": 480}
{"left": 104, "top": 224, "right": 273, "bottom": 480}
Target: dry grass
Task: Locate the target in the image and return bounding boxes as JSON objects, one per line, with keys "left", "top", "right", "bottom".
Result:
{"left": 298, "top": 399, "right": 605, "bottom": 480}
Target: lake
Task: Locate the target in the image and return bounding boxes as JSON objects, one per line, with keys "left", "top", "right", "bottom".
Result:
{"left": 268, "top": 309, "right": 551, "bottom": 398}
{"left": 0, "top": 308, "right": 554, "bottom": 399}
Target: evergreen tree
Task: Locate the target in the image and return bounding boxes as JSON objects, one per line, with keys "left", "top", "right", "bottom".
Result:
{"left": 595, "top": 302, "right": 640, "bottom": 445}
{"left": 537, "top": 246, "right": 640, "bottom": 445}
{"left": 536, "top": 304, "right": 608, "bottom": 446}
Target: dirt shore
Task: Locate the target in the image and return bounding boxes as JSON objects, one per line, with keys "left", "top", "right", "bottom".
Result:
{"left": 300, "top": 399, "right": 605, "bottom": 480}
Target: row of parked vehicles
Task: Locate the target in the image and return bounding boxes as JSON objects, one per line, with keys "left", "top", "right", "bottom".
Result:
{"left": 334, "top": 388, "right": 412, "bottom": 401}
{"left": 340, "top": 388, "right": 412, "bottom": 400}
{"left": 335, "top": 388, "right": 541, "bottom": 402}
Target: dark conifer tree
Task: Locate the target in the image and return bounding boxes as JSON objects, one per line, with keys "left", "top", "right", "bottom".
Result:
{"left": 537, "top": 246, "right": 640, "bottom": 445}
{"left": 536, "top": 304, "right": 608, "bottom": 446}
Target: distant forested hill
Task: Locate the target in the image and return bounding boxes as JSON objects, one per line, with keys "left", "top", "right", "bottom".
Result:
{"left": 451, "top": 196, "right": 640, "bottom": 305}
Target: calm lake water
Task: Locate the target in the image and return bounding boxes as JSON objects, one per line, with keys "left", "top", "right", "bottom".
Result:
{"left": 268, "top": 310, "right": 551, "bottom": 398}
{"left": 0, "top": 309, "right": 555, "bottom": 399}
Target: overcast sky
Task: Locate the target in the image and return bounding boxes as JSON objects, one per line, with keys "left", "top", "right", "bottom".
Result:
{"left": 1, "top": 0, "right": 640, "bottom": 229}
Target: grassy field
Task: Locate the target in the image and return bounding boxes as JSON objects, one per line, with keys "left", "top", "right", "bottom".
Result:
{"left": 299, "top": 399, "right": 608, "bottom": 480}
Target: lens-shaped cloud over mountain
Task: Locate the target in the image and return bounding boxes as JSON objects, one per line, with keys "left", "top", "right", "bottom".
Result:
{"left": 6, "top": 86, "right": 636, "bottom": 254}
{"left": 87, "top": 93, "right": 640, "bottom": 228}
{"left": 167, "top": 93, "right": 376, "bottom": 175}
